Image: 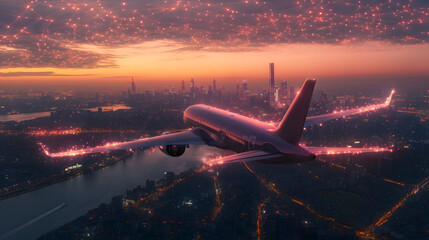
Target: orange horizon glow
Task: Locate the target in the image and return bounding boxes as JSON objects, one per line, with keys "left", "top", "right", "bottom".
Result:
{"left": 1, "top": 41, "right": 429, "bottom": 84}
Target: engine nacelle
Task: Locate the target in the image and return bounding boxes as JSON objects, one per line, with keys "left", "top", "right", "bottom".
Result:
{"left": 159, "top": 145, "right": 187, "bottom": 157}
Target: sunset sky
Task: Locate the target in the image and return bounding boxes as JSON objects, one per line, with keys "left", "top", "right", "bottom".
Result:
{"left": 0, "top": 0, "right": 428, "bottom": 87}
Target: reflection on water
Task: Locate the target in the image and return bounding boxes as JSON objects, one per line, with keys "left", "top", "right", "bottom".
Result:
{"left": 0, "top": 145, "right": 224, "bottom": 240}
{"left": 0, "top": 112, "right": 52, "bottom": 123}
{"left": 0, "top": 104, "right": 131, "bottom": 122}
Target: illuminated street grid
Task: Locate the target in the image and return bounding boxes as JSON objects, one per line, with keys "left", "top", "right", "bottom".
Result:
{"left": 257, "top": 197, "right": 269, "bottom": 240}
{"left": 357, "top": 176, "right": 429, "bottom": 239}
{"left": 308, "top": 158, "right": 407, "bottom": 187}
{"left": 243, "top": 162, "right": 353, "bottom": 230}
{"left": 243, "top": 162, "right": 429, "bottom": 239}
{"left": 135, "top": 165, "right": 209, "bottom": 207}
{"left": 211, "top": 175, "right": 222, "bottom": 220}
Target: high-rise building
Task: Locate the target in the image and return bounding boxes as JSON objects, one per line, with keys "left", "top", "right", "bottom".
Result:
{"left": 269, "top": 63, "right": 276, "bottom": 106}
{"left": 275, "top": 87, "right": 279, "bottom": 103}
{"left": 242, "top": 80, "right": 248, "bottom": 91}
{"left": 280, "top": 81, "right": 287, "bottom": 97}
{"left": 280, "top": 80, "right": 288, "bottom": 104}
{"left": 269, "top": 63, "right": 275, "bottom": 90}
{"left": 181, "top": 80, "right": 185, "bottom": 92}
{"left": 131, "top": 77, "right": 137, "bottom": 95}
{"left": 290, "top": 86, "right": 295, "bottom": 100}
{"left": 190, "top": 77, "right": 195, "bottom": 97}
{"left": 242, "top": 80, "right": 249, "bottom": 100}
{"left": 213, "top": 78, "right": 216, "bottom": 91}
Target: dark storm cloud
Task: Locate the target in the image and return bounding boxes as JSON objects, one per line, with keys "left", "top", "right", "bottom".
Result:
{"left": 0, "top": 0, "right": 428, "bottom": 68}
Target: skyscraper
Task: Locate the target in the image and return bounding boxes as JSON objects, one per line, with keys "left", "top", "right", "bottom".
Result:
{"left": 280, "top": 80, "right": 288, "bottom": 104}
{"left": 242, "top": 80, "right": 249, "bottom": 100}
{"left": 269, "top": 63, "right": 275, "bottom": 90}
{"left": 190, "top": 77, "right": 195, "bottom": 98}
{"left": 190, "top": 77, "right": 194, "bottom": 91}
{"left": 208, "top": 85, "right": 213, "bottom": 96}
{"left": 269, "top": 63, "right": 276, "bottom": 106}
{"left": 290, "top": 86, "right": 295, "bottom": 100}
{"left": 181, "top": 80, "right": 185, "bottom": 92}
{"left": 131, "top": 77, "right": 136, "bottom": 95}
{"left": 242, "top": 80, "right": 248, "bottom": 91}
{"left": 213, "top": 78, "right": 216, "bottom": 91}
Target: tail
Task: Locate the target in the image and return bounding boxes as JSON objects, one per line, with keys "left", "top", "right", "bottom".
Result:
{"left": 275, "top": 79, "right": 316, "bottom": 144}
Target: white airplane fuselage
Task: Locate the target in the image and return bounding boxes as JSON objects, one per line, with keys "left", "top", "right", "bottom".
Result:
{"left": 184, "top": 104, "right": 315, "bottom": 164}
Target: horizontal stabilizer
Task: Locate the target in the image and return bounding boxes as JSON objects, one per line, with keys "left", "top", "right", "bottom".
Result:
{"left": 204, "top": 150, "right": 283, "bottom": 166}
{"left": 305, "top": 146, "right": 392, "bottom": 156}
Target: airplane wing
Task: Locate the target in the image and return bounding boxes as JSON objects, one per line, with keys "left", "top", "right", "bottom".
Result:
{"left": 304, "top": 89, "right": 394, "bottom": 127}
{"left": 43, "top": 129, "right": 207, "bottom": 157}
{"left": 204, "top": 146, "right": 391, "bottom": 165}
{"left": 204, "top": 150, "right": 284, "bottom": 166}
{"left": 305, "top": 146, "right": 392, "bottom": 156}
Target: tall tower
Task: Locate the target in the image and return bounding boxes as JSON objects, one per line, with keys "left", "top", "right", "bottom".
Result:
{"left": 190, "top": 77, "right": 195, "bottom": 97}
{"left": 269, "top": 63, "right": 276, "bottom": 106}
{"left": 131, "top": 77, "right": 136, "bottom": 95}
{"left": 181, "top": 80, "right": 185, "bottom": 92}
{"left": 269, "top": 63, "right": 275, "bottom": 90}
{"left": 213, "top": 78, "right": 217, "bottom": 91}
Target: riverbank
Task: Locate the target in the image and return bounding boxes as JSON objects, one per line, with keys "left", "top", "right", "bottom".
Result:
{"left": 0, "top": 154, "right": 130, "bottom": 201}
{"left": 0, "top": 104, "right": 131, "bottom": 123}
{"left": 0, "top": 146, "right": 211, "bottom": 240}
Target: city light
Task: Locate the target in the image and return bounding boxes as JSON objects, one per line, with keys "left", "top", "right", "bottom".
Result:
{"left": 0, "top": 1, "right": 427, "bottom": 238}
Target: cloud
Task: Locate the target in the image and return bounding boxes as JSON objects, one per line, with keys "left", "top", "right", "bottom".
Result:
{"left": 102, "top": 75, "right": 133, "bottom": 79}
{"left": 0, "top": 71, "right": 92, "bottom": 77}
{"left": 0, "top": 0, "right": 428, "bottom": 68}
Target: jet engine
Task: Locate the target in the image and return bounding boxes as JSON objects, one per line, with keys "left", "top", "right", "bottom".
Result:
{"left": 159, "top": 145, "right": 187, "bottom": 157}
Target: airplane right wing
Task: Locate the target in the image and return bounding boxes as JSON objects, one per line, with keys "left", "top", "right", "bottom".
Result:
{"left": 305, "top": 146, "right": 392, "bottom": 156}
{"left": 304, "top": 89, "right": 394, "bottom": 127}
{"left": 43, "top": 129, "right": 208, "bottom": 157}
{"left": 204, "top": 150, "right": 284, "bottom": 166}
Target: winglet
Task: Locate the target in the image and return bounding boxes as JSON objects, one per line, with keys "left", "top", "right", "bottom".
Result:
{"left": 38, "top": 142, "right": 52, "bottom": 157}
{"left": 385, "top": 89, "right": 395, "bottom": 106}
{"left": 275, "top": 79, "right": 316, "bottom": 144}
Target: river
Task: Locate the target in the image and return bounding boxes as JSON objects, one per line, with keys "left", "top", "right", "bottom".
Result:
{"left": 0, "top": 104, "right": 131, "bottom": 122}
{"left": 0, "top": 145, "right": 223, "bottom": 240}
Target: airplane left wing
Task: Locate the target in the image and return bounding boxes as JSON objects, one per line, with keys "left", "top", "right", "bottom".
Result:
{"left": 204, "top": 150, "right": 284, "bottom": 166}
{"left": 44, "top": 129, "right": 207, "bottom": 157}
{"left": 304, "top": 89, "right": 394, "bottom": 127}
{"left": 305, "top": 146, "right": 392, "bottom": 156}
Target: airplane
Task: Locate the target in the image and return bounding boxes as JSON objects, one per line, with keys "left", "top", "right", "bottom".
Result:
{"left": 43, "top": 79, "right": 395, "bottom": 166}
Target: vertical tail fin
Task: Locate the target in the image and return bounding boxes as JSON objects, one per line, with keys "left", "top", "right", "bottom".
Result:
{"left": 275, "top": 79, "right": 316, "bottom": 144}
